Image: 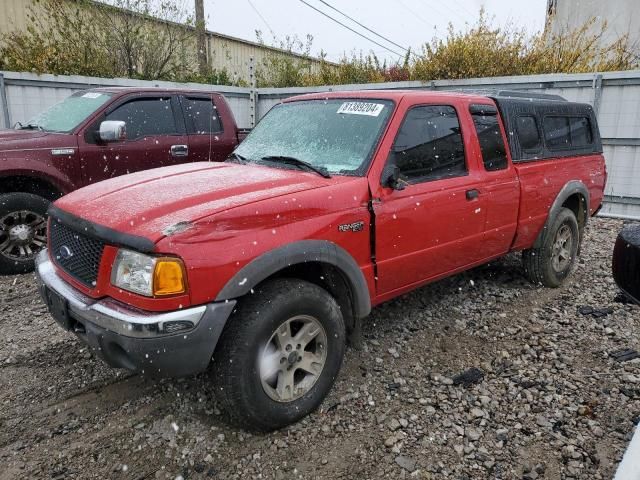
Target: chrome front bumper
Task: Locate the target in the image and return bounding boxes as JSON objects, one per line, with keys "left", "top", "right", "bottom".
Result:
{"left": 35, "top": 249, "right": 237, "bottom": 377}
{"left": 35, "top": 250, "right": 206, "bottom": 338}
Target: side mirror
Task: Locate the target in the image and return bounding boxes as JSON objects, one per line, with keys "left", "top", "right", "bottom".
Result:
{"left": 99, "top": 120, "right": 126, "bottom": 142}
{"left": 382, "top": 164, "right": 406, "bottom": 191}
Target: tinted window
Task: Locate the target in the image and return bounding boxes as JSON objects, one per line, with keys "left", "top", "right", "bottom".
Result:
{"left": 543, "top": 116, "right": 571, "bottom": 149}
{"left": 516, "top": 115, "right": 542, "bottom": 151}
{"left": 389, "top": 105, "right": 466, "bottom": 183}
{"left": 106, "top": 97, "right": 177, "bottom": 139}
{"left": 183, "top": 97, "right": 222, "bottom": 134}
{"left": 470, "top": 106, "right": 508, "bottom": 171}
{"left": 570, "top": 117, "right": 593, "bottom": 146}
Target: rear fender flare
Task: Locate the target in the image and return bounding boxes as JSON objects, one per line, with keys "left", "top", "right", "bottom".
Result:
{"left": 215, "top": 240, "right": 371, "bottom": 319}
{"left": 533, "top": 180, "right": 590, "bottom": 249}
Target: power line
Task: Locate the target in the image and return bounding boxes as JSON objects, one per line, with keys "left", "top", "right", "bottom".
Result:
{"left": 421, "top": 0, "right": 468, "bottom": 24}
{"left": 395, "top": 0, "right": 433, "bottom": 28}
{"left": 298, "top": 0, "right": 406, "bottom": 58}
{"left": 247, "top": 0, "right": 276, "bottom": 39}
{"left": 450, "top": 0, "right": 477, "bottom": 19}
{"left": 315, "top": 0, "right": 410, "bottom": 54}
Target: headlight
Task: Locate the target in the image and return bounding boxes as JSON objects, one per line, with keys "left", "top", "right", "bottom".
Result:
{"left": 111, "top": 249, "right": 186, "bottom": 297}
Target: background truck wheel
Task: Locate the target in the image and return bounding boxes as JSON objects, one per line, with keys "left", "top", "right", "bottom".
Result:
{"left": 211, "top": 278, "right": 346, "bottom": 432}
{"left": 522, "top": 207, "right": 579, "bottom": 288}
{"left": 0, "top": 192, "right": 50, "bottom": 275}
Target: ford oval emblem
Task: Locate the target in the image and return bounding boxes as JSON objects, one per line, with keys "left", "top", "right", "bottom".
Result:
{"left": 59, "top": 245, "right": 73, "bottom": 260}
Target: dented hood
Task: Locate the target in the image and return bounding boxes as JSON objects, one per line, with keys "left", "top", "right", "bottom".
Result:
{"left": 54, "top": 162, "right": 336, "bottom": 244}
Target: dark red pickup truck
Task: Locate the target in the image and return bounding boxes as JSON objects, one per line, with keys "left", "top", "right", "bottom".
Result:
{"left": 36, "top": 90, "right": 606, "bottom": 431}
{"left": 0, "top": 87, "right": 246, "bottom": 274}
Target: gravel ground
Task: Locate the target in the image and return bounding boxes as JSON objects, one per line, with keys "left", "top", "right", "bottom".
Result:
{"left": 0, "top": 217, "right": 638, "bottom": 480}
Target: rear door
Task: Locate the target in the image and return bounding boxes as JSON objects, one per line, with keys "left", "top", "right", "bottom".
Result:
{"left": 468, "top": 103, "right": 520, "bottom": 256}
{"left": 78, "top": 94, "right": 189, "bottom": 183}
{"left": 372, "top": 101, "right": 489, "bottom": 296}
{"left": 180, "top": 94, "right": 237, "bottom": 162}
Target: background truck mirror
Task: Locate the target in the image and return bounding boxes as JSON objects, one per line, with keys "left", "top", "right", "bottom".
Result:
{"left": 99, "top": 120, "right": 127, "bottom": 143}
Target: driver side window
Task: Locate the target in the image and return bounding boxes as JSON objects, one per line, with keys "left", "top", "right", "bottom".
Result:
{"left": 105, "top": 97, "right": 177, "bottom": 139}
{"left": 388, "top": 105, "right": 467, "bottom": 184}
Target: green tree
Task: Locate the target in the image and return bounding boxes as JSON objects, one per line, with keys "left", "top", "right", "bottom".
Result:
{"left": 0, "top": 0, "right": 238, "bottom": 83}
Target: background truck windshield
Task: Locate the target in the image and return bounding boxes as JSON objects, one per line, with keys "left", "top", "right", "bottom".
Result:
{"left": 25, "top": 91, "right": 112, "bottom": 133}
{"left": 235, "top": 99, "right": 394, "bottom": 175}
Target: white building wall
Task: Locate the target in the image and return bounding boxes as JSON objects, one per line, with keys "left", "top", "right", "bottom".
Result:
{"left": 546, "top": 0, "right": 640, "bottom": 50}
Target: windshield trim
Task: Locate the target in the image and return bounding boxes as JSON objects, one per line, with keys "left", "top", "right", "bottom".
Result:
{"left": 237, "top": 97, "right": 397, "bottom": 177}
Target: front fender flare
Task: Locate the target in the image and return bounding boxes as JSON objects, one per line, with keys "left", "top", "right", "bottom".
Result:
{"left": 215, "top": 240, "right": 371, "bottom": 319}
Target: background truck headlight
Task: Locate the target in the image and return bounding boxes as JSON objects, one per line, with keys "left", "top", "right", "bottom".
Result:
{"left": 111, "top": 249, "right": 186, "bottom": 297}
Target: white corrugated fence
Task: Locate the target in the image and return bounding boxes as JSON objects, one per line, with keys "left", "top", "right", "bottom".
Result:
{"left": 1, "top": 70, "right": 639, "bottom": 219}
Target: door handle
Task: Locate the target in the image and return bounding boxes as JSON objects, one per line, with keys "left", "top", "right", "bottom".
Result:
{"left": 170, "top": 144, "right": 189, "bottom": 157}
{"left": 466, "top": 189, "right": 480, "bottom": 200}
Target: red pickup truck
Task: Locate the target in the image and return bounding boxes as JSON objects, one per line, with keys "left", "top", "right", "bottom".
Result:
{"left": 0, "top": 87, "right": 246, "bottom": 274}
{"left": 36, "top": 90, "right": 606, "bottom": 431}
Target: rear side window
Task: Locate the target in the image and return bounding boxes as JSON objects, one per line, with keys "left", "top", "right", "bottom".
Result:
{"left": 470, "top": 106, "right": 508, "bottom": 171}
{"left": 569, "top": 117, "right": 592, "bottom": 146}
{"left": 516, "top": 115, "right": 542, "bottom": 151}
{"left": 389, "top": 105, "right": 467, "bottom": 183}
{"left": 543, "top": 116, "right": 571, "bottom": 149}
{"left": 183, "top": 97, "right": 223, "bottom": 134}
{"left": 106, "top": 97, "right": 177, "bottom": 139}
{"left": 543, "top": 116, "right": 593, "bottom": 150}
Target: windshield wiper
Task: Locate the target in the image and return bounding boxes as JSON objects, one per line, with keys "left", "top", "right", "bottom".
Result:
{"left": 18, "top": 122, "right": 43, "bottom": 131}
{"left": 261, "top": 155, "right": 332, "bottom": 178}
{"left": 226, "top": 152, "right": 248, "bottom": 164}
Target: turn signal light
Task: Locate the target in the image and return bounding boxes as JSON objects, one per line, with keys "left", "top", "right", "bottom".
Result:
{"left": 153, "top": 259, "right": 186, "bottom": 296}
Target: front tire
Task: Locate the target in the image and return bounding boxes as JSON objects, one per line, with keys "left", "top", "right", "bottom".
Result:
{"left": 522, "top": 207, "right": 580, "bottom": 287}
{"left": 0, "top": 192, "right": 50, "bottom": 275}
{"left": 211, "top": 278, "right": 346, "bottom": 432}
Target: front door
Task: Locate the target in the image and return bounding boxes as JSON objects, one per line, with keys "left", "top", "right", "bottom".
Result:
{"left": 373, "top": 104, "right": 488, "bottom": 297}
{"left": 78, "top": 95, "right": 188, "bottom": 184}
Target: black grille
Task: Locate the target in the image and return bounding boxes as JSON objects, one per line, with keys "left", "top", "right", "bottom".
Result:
{"left": 49, "top": 219, "right": 105, "bottom": 287}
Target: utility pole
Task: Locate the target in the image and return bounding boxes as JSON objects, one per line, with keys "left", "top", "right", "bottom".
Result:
{"left": 195, "top": 0, "right": 208, "bottom": 77}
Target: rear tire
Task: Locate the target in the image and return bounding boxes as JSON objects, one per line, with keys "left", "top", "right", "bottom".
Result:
{"left": 211, "top": 278, "right": 346, "bottom": 432}
{"left": 0, "top": 192, "right": 50, "bottom": 275}
{"left": 522, "top": 207, "right": 579, "bottom": 288}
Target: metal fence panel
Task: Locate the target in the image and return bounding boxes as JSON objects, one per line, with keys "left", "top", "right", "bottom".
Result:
{"left": 0, "top": 71, "right": 254, "bottom": 128}
{"left": 2, "top": 70, "right": 640, "bottom": 218}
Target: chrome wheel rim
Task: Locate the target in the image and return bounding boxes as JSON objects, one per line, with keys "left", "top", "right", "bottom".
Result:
{"left": 551, "top": 224, "right": 573, "bottom": 272}
{"left": 0, "top": 210, "right": 47, "bottom": 261}
{"left": 260, "top": 315, "right": 328, "bottom": 403}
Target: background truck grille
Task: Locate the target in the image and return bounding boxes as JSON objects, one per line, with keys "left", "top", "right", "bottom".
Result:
{"left": 49, "top": 219, "right": 105, "bottom": 287}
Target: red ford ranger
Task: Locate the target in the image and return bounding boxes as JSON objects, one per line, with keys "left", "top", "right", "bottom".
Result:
{"left": 0, "top": 87, "right": 246, "bottom": 274}
{"left": 36, "top": 90, "right": 606, "bottom": 431}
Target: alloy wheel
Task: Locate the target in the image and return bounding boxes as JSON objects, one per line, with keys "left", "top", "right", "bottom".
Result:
{"left": 0, "top": 210, "right": 47, "bottom": 261}
{"left": 259, "top": 314, "right": 328, "bottom": 402}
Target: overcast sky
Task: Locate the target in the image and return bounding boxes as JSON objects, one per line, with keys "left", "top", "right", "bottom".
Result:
{"left": 204, "top": 0, "right": 548, "bottom": 62}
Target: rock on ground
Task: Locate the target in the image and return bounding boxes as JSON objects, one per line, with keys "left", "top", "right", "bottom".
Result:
{"left": 0, "top": 218, "right": 638, "bottom": 479}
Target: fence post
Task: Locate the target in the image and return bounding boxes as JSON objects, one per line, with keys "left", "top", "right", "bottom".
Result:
{"left": 248, "top": 57, "right": 257, "bottom": 128}
{"left": 0, "top": 73, "right": 10, "bottom": 129}
{"left": 592, "top": 73, "right": 603, "bottom": 117}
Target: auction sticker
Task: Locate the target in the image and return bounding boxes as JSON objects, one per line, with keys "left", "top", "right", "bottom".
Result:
{"left": 337, "top": 102, "right": 385, "bottom": 116}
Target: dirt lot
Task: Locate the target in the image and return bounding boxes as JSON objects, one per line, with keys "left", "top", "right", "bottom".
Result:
{"left": 0, "top": 217, "right": 638, "bottom": 479}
